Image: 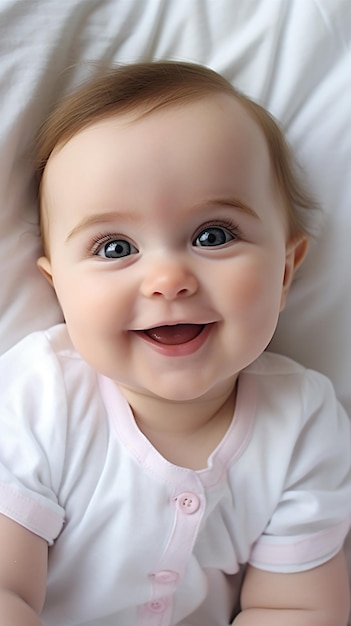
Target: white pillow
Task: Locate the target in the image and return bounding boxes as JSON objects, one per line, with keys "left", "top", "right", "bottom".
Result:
{"left": 0, "top": 0, "right": 351, "bottom": 601}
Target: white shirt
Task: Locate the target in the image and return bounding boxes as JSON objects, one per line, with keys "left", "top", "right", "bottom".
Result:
{"left": 0, "top": 324, "right": 351, "bottom": 626}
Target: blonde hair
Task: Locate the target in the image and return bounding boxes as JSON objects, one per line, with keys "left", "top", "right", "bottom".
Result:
{"left": 37, "top": 61, "right": 316, "bottom": 239}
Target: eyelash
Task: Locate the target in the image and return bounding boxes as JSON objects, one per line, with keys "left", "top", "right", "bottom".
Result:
{"left": 88, "top": 232, "right": 130, "bottom": 256}
{"left": 193, "top": 218, "right": 242, "bottom": 242}
{"left": 87, "top": 218, "right": 242, "bottom": 256}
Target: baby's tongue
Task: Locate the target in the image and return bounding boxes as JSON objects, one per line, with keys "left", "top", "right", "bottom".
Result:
{"left": 144, "top": 324, "right": 203, "bottom": 345}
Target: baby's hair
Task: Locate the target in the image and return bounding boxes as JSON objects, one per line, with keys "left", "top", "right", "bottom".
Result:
{"left": 37, "top": 61, "right": 316, "bottom": 239}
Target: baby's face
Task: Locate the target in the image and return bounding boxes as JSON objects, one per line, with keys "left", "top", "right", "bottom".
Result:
{"left": 38, "top": 94, "right": 297, "bottom": 404}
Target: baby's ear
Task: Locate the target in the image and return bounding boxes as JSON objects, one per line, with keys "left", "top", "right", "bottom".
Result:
{"left": 280, "top": 236, "right": 309, "bottom": 311}
{"left": 37, "top": 256, "right": 54, "bottom": 286}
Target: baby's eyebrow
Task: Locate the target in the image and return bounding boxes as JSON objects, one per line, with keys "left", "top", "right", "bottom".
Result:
{"left": 65, "top": 198, "right": 259, "bottom": 243}
{"left": 199, "top": 197, "right": 260, "bottom": 220}
{"left": 65, "top": 211, "right": 139, "bottom": 242}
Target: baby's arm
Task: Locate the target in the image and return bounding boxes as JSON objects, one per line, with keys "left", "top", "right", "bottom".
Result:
{"left": 0, "top": 513, "right": 47, "bottom": 625}
{"left": 233, "top": 550, "right": 349, "bottom": 625}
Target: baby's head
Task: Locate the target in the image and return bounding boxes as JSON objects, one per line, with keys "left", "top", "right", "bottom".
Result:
{"left": 37, "top": 61, "right": 314, "bottom": 246}
{"left": 36, "top": 61, "right": 313, "bottom": 401}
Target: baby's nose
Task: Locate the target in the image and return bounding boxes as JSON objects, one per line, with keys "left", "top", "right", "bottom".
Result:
{"left": 140, "top": 259, "right": 198, "bottom": 300}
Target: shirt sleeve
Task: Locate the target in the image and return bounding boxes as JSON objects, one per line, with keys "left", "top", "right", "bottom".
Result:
{"left": 0, "top": 331, "right": 66, "bottom": 544}
{"left": 249, "top": 367, "right": 351, "bottom": 573}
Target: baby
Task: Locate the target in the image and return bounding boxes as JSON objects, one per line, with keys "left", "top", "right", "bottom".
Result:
{"left": 0, "top": 61, "right": 351, "bottom": 626}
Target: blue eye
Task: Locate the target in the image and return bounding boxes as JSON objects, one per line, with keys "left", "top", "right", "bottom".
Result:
{"left": 96, "top": 239, "right": 137, "bottom": 259}
{"left": 194, "top": 226, "right": 235, "bottom": 247}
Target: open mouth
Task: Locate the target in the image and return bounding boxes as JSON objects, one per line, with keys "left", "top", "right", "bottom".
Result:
{"left": 141, "top": 324, "right": 206, "bottom": 346}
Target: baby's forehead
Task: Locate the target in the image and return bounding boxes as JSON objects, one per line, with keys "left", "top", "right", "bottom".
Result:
{"left": 50, "top": 91, "right": 269, "bottom": 164}
{"left": 42, "top": 93, "right": 275, "bottom": 227}
{"left": 43, "top": 93, "right": 275, "bottom": 224}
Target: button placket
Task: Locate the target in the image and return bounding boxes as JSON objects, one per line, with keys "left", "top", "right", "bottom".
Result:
{"left": 139, "top": 486, "right": 205, "bottom": 626}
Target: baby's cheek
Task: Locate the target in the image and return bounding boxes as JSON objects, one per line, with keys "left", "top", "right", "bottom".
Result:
{"left": 226, "top": 262, "right": 283, "bottom": 320}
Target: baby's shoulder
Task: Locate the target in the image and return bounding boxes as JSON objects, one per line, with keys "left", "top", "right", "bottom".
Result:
{"left": 245, "top": 351, "right": 307, "bottom": 377}
{"left": 0, "top": 323, "right": 96, "bottom": 404}
{"left": 243, "top": 351, "right": 331, "bottom": 395}
{"left": 242, "top": 351, "right": 346, "bottom": 433}
{"left": 1, "top": 322, "right": 75, "bottom": 362}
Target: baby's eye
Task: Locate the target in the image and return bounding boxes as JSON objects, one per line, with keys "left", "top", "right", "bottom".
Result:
{"left": 193, "top": 226, "right": 235, "bottom": 248}
{"left": 96, "top": 238, "right": 138, "bottom": 259}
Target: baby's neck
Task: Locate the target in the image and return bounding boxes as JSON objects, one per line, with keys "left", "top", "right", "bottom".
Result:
{"left": 118, "top": 382, "right": 237, "bottom": 470}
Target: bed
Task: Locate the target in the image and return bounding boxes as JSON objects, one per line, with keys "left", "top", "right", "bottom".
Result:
{"left": 0, "top": 0, "right": 351, "bottom": 619}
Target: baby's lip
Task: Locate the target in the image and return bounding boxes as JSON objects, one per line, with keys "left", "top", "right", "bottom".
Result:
{"left": 132, "top": 322, "right": 216, "bottom": 356}
{"left": 141, "top": 324, "right": 205, "bottom": 345}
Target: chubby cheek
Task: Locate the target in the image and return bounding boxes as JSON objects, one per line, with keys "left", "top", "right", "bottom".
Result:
{"left": 52, "top": 271, "right": 114, "bottom": 331}
{"left": 221, "top": 255, "right": 285, "bottom": 330}
{"left": 51, "top": 273, "right": 128, "bottom": 371}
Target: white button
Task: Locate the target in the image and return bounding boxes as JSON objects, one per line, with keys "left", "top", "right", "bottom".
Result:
{"left": 176, "top": 492, "right": 200, "bottom": 514}
{"left": 153, "top": 570, "right": 179, "bottom": 584}
{"left": 147, "top": 599, "right": 167, "bottom": 613}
